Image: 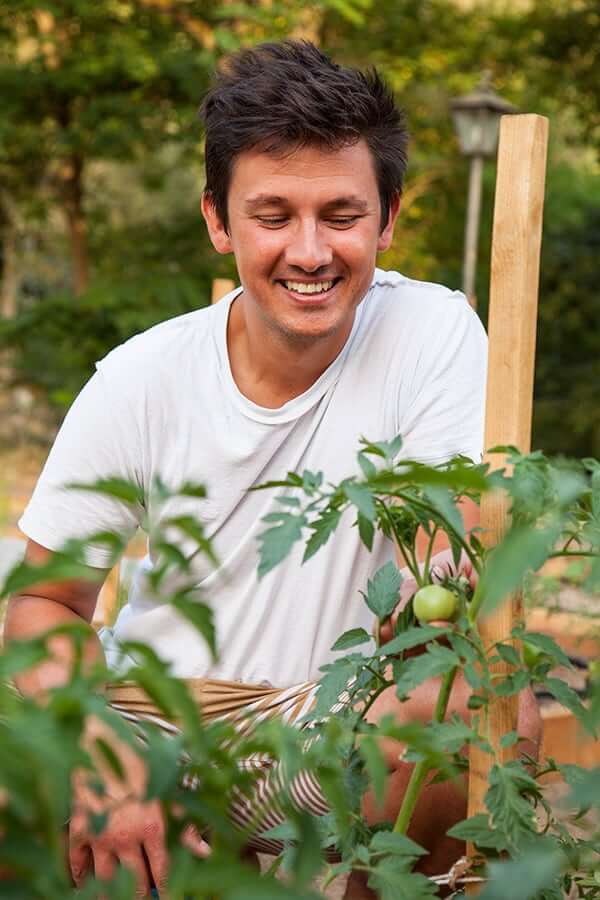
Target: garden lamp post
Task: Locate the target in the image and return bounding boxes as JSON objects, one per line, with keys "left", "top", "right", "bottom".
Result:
{"left": 451, "top": 75, "right": 516, "bottom": 307}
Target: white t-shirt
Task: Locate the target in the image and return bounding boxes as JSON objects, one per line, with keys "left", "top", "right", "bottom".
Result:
{"left": 19, "top": 268, "right": 487, "bottom": 685}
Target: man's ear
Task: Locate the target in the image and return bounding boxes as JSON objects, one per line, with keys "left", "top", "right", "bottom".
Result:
{"left": 377, "top": 192, "right": 401, "bottom": 253}
{"left": 201, "top": 192, "right": 233, "bottom": 255}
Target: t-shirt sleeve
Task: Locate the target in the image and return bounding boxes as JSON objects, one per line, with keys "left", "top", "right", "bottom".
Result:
{"left": 397, "top": 294, "right": 488, "bottom": 466}
{"left": 18, "top": 366, "right": 145, "bottom": 568}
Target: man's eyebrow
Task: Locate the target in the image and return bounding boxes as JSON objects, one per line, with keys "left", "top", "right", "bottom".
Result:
{"left": 244, "top": 194, "right": 287, "bottom": 210}
{"left": 244, "top": 194, "right": 370, "bottom": 212}
{"left": 321, "top": 196, "right": 369, "bottom": 212}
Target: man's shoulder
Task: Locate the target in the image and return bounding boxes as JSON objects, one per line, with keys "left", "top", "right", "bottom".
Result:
{"left": 368, "top": 268, "right": 481, "bottom": 333}
{"left": 97, "top": 303, "right": 222, "bottom": 380}
{"left": 371, "top": 268, "right": 469, "bottom": 309}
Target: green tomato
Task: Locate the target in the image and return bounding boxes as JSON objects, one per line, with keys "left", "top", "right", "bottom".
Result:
{"left": 413, "top": 585, "right": 458, "bottom": 623}
{"left": 522, "top": 640, "right": 548, "bottom": 669}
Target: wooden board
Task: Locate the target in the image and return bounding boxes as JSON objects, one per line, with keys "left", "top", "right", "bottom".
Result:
{"left": 466, "top": 114, "right": 549, "bottom": 882}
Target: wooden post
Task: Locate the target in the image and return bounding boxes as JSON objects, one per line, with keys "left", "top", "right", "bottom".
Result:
{"left": 211, "top": 278, "right": 235, "bottom": 304}
{"left": 466, "top": 114, "right": 549, "bottom": 887}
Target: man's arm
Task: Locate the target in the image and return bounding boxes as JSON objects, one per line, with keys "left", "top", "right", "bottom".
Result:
{"left": 4, "top": 539, "right": 107, "bottom": 696}
{"left": 3, "top": 540, "right": 181, "bottom": 894}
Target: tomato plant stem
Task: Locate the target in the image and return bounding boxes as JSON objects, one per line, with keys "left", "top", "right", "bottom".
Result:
{"left": 392, "top": 665, "right": 458, "bottom": 834}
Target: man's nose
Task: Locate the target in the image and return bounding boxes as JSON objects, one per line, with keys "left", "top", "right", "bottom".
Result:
{"left": 284, "top": 222, "right": 333, "bottom": 272}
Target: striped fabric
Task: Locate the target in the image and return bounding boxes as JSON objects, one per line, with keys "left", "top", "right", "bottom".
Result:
{"left": 107, "top": 678, "right": 341, "bottom": 856}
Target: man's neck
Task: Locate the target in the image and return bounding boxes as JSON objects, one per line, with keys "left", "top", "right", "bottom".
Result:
{"left": 226, "top": 295, "right": 354, "bottom": 409}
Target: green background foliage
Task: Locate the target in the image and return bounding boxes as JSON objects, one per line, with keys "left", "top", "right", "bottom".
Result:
{"left": 0, "top": 0, "right": 599, "bottom": 456}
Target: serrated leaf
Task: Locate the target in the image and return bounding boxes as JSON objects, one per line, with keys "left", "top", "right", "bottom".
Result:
{"left": 171, "top": 594, "right": 216, "bottom": 660}
{"left": 543, "top": 677, "right": 590, "bottom": 728}
{"left": 364, "top": 562, "right": 403, "bottom": 620}
{"left": 480, "top": 842, "right": 564, "bottom": 900}
{"left": 447, "top": 813, "right": 509, "bottom": 851}
{"left": 88, "top": 811, "right": 109, "bottom": 836}
{"left": 377, "top": 624, "right": 450, "bottom": 657}
{"left": 175, "top": 481, "right": 207, "bottom": 499}
{"left": 476, "top": 520, "right": 562, "bottom": 617}
{"left": 357, "top": 512, "right": 374, "bottom": 551}
{"left": 423, "top": 485, "right": 465, "bottom": 539}
{"left": 369, "top": 858, "right": 438, "bottom": 899}
{"left": 516, "top": 630, "right": 572, "bottom": 669}
{"left": 331, "top": 628, "right": 372, "bottom": 651}
{"left": 343, "top": 481, "right": 376, "bottom": 521}
{"left": 257, "top": 512, "right": 306, "bottom": 578}
{"left": 500, "top": 730, "right": 520, "bottom": 749}
{"left": 94, "top": 736, "right": 125, "bottom": 781}
{"left": 165, "top": 515, "right": 219, "bottom": 566}
{"left": 357, "top": 451, "right": 377, "bottom": 479}
{"left": 359, "top": 735, "right": 387, "bottom": 811}
{"left": 67, "top": 477, "right": 144, "bottom": 506}
{"left": 303, "top": 507, "right": 342, "bottom": 563}
{"left": 395, "top": 644, "right": 459, "bottom": 697}
{"left": 485, "top": 763, "right": 538, "bottom": 849}
{"left": 369, "top": 830, "right": 427, "bottom": 857}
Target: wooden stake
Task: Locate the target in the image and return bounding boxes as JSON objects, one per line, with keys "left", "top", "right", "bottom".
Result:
{"left": 211, "top": 278, "right": 235, "bottom": 304}
{"left": 466, "top": 114, "right": 548, "bottom": 888}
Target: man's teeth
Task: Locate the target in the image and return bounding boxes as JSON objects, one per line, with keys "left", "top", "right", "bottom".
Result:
{"left": 284, "top": 280, "right": 335, "bottom": 294}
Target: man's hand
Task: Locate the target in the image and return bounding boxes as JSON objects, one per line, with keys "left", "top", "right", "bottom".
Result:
{"left": 379, "top": 548, "right": 477, "bottom": 645}
{"left": 69, "top": 717, "right": 210, "bottom": 897}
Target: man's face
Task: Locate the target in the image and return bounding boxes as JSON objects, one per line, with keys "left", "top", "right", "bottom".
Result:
{"left": 202, "top": 139, "right": 400, "bottom": 344}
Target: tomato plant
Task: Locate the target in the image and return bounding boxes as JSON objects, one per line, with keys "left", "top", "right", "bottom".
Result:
{"left": 0, "top": 441, "right": 598, "bottom": 898}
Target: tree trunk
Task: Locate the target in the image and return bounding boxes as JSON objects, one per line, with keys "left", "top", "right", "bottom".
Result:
{"left": 0, "top": 196, "right": 20, "bottom": 318}
{"left": 61, "top": 153, "right": 89, "bottom": 296}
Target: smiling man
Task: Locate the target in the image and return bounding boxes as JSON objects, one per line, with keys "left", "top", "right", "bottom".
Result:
{"left": 6, "top": 41, "right": 540, "bottom": 899}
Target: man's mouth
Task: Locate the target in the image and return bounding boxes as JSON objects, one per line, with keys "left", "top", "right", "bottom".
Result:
{"left": 278, "top": 277, "right": 342, "bottom": 298}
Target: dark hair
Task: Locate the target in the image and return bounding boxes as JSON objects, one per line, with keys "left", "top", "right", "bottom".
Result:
{"left": 199, "top": 41, "right": 408, "bottom": 233}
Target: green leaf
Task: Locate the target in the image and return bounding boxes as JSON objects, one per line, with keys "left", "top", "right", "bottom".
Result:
{"left": 175, "top": 481, "right": 207, "bottom": 499}
{"left": 479, "top": 841, "right": 564, "bottom": 900}
{"left": 66, "top": 477, "right": 144, "bottom": 506}
{"left": 423, "top": 485, "right": 465, "bottom": 538}
{"left": 500, "top": 730, "right": 520, "bottom": 749}
{"left": 144, "top": 729, "right": 184, "bottom": 800}
{"left": 447, "top": 813, "right": 509, "bottom": 851}
{"left": 257, "top": 512, "right": 306, "bottom": 578}
{"left": 357, "top": 512, "right": 375, "bottom": 551}
{"left": 314, "top": 658, "right": 359, "bottom": 717}
{"left": 368, "top": 858, "right": 438, "bottom": 899}
{"left": 303, "top": 507, "right": 342, "bottom": 562}
{"left": 377, "top": 624, "right": 450, "bottom": 657}
{"left": 343, "top": 481, "right": 376, "bottom": 521}
{"left": 494, "top": 643, "right": 521, "bottom": 667}
{"left": 513, "top": 628, "right": 572, "bottom": 669}
{"left": 364, "top": 561, "right": 403, "bottom": 620}
{"left": 543, "top": 677, "right": 591, "bottom": 728}
{"left": 359, "top": 735, "right": 387, "bottom": 810}
{"left": 395, "top": 644, "right": 459, "bottom": 697}
{"left": 476, "top": 520, "right": 562, "bottom": 617}
{"left": 1, "top": 556, "right": 100, "bottom": 598}
{"left": 94, "top": 737, "right": 125, "bottom": 781}
{"left": 88, "top": 811, "right": 108, "bottom": 836}
{"left": 171, "top": 594, "right": 216, "bottom": 660}
{"left": 485, "top": 763, "right": 538, "bottom": 849}
{"left": 331, "top": 628, "right": 372, "bottom": 651}
{"left": 369, "top": 830, "right": 427, "bottom": 858}
{"left": 165, "top": 515, "right": 219, "bottom": 567}
{"left": 358, "top": 451, "right": 377, "bottom": 479}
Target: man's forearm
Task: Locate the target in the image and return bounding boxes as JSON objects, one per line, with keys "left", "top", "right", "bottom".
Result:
{"left": 4, "top": 594, "right": 106, "bottom": 699}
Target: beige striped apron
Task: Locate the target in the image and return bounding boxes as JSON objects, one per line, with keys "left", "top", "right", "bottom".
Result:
{"left": 107, "top": 678, "right": 338, "bottom": 856}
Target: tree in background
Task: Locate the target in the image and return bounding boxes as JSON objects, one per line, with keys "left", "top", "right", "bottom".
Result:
{"left": 0, "top": 0, "right": 598, "bottom": 457}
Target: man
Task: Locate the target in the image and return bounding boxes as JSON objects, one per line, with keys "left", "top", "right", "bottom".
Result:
{"left": 5, "top": 41, "right": 540, "bottom": 898}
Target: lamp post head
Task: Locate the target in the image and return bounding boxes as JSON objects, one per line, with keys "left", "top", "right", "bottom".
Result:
{"left": 450, "top": 73, "right": 517, "bottom": 158}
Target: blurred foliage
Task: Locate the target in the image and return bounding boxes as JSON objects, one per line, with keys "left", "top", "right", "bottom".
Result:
{"left": 0, "top": 0, "right": 598, "bottom": 454}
